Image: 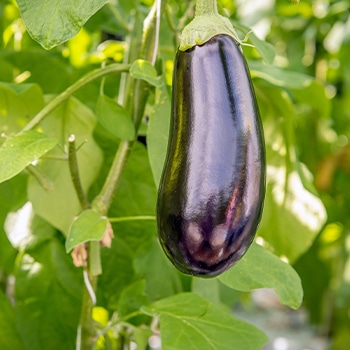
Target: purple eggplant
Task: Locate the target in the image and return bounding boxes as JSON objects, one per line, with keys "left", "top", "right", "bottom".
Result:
{"left": 157, "top": 34, "right": 265, "bottom": 277}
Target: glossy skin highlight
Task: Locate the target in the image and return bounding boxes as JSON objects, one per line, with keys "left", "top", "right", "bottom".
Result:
{"left": 157, "top": 35, "right": 266, "bottom": 277}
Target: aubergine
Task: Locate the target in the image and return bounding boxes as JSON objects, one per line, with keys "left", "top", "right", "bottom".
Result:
{"left": 157, "top": 34, "right": 265, "bottom": 277}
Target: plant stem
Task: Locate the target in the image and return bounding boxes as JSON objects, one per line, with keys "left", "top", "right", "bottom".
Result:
{"left": 93, "top": 140, "right": 132, "bottom": 215}
{"left": 195, "top": 0, "right": 218, "bottom": 16}
{"left": 93, "top": 0, "right": 166, "bottom": 214}
{"left": 78, "top": 273, "right": 97, "bottom": 350}
{"left": 89, "top": 241, "right": 102, "bottom": 277}
{"left": 80, "top": 2, "right": 167, "bottom": 349}
{"left": 22, "top": 64, "right": 130, "bottom": 132}
{"left": 108, "top": 215, "right": 156, "bottom": 223}
{"left": 68, "top": 134, "right": 90, "bottom": 210}
{"left": 26, "top": 164, "right": 54, "bottom": 192}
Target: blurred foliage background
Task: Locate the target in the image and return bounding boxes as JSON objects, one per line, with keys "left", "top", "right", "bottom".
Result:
{"left": 1, "top": 0, "right": 350, "bottom": 349}
{"left": 237, "top": 0, "right": 350, "bottom": 348}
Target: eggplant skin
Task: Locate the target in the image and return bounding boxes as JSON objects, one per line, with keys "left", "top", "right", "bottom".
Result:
{"left": 157, "top": 34, "right": 266, "bottom": 277}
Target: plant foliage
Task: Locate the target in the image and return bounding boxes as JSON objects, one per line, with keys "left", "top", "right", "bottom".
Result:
{"left": 0, "top": 0, "right": 349, "bottom": 349}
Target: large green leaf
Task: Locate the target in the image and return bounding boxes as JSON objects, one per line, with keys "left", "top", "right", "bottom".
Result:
{"left": 143, "top": 293, "right": 268, "bottom": 350}
{"left": 232, "top": 22, "right": 276, "bottom": 64}
{"left": 117, "top": 280, "right": 150, "bottom": 322}
{"left": 92, "top": 141, "right": 158, "bottom": 308}
{"left": 106, "top": 143, "right": 158, "bottom": 256}
{"left": 256, "top": 86, "right": 327, "bottom": 262}
{"left": 99, "top": 237, "right": 135, "bottom": 310}
{"left": 15, "top": 237, "right": 83, "bottom": 350}
{"left": 1, "top": 52, "right": 71, "bottom": 94}
{"left": 191, "top": 278, "right": 221, "bottom": 305}
{"left": 96, "top": 95, "right": 135, "bottom": 141}
{"left": 147, "top": 86, "right": 170, "bottom": 187}
{"left": 259, "top": 166, "right": 327, "bottom": 262}
{"left": 219, "top": 243, "right": 303, "bottom": 309}
{"left": 16, "top": 0, "right": 108, "bottom": 49}
{"left": 134, "top": 239, "right": 182, "bottom": 302}
{"left": 27, "top": 97, "right": 103, "bottom": 235}
{"left": 0, "top": 290, "right": 24, "bottom": 350}
{"left": 0, "top": 130, "right": 57, "bottom": 184}
{"left": 250, "top": 61, "right": 313, "bottom": 89}
{"left": 0, "top": 82, "right": 44, "bottom": 134}
{"left": 293, "top": 80, "right": 331, "bottom": 120}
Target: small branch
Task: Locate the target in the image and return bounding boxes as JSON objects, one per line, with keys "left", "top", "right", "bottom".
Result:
{"left": 93, "top": 0, "right": 168, "bottom": 216}
{"left": 107, "top": 3, "right": 130, "bottom": 32}
{"left": 77, "top": 274, "right": 98, "bottom": 350}
{"left": 22, "top": 63, "right": 130, "bottom": 132}
{"left": 88, "top": 241, "right": 102, "bottom": 276}
{"left": 93, "top": 140, "right": 132, "bottom": 215}
{"left": 78, "top": 3, "right": 168, "bottom": 349}
{"left": 68, "top": 134, "right": 90, "bottom": 210}
{"left": 96, "top": 311, "right": 144, "bottom": 337}
{"left": 108, "top": 215, "right": 156, "bottom": 223}
{"left": 26, "top": 164, "right": 55, "bottom": 192}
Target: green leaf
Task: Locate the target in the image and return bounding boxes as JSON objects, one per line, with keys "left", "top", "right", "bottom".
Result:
{"left": 0, "top": 82, "right": 38, "bottom": 95}
{"left": 117, "top": 280, "right": 149, "bottom": 320}
{"left": 27, "top": 97, "right": 103, "bottom": 235}
{"left": 130, "top": 59, "right": 163, "bottom": 87}
{"left": 249, "top": 61, "right": 313, "bottom": 89}
{"left": 0, "top": 130, "right": 57, "bottom": 184}
{"left": 96, "top": 95, "right": 135, "bottom": 140}
{"left": 293, "top": 80, "right": 331, "bottom": 119}
{"left": 99, "top": 237, "right": 135, "bottom": 309}
{"left": 15, "top": 237, "right": 83, "bottom": 349}
{"left": 1, "top": 51, "right": 71, "bottom": 94}
{"left": 147, "top": 85, "right": 170, "bottom": 187}
{"left": 191, "top": 278, "right": 220, "bottom": 305}
{"left": 0, "top": 290, "right": 25, "bottom": 350}
{"left": 16, "top": 0, "right": 108, "bottom": 49}
{"left": 143, "top": 293, "right": 268, "bottom": 350}
{"left": 66, "top": 209, "right": 108, "bottom": 253}
{"left": 232, "top": 22, "right": 276, "bottom": 64}
{"left": 248, "top": 35, "right": 276, "bottom": 65}
{"left": 134, "top": 239, "right": 182, "bottom": 302}
{"left": 0, "top": 83, "right": 44, "bottom": 135}
{"left": 256, "top": 86, "right": 327, "bottom": 262}
{"left": 259, "top": 166, "right": 327, "bottom": 262}
{"left": 219, "top": 243, "right": 303, "bottom": 309}
{"left": 102, "top": 143, "right": 157, "bottom": 256}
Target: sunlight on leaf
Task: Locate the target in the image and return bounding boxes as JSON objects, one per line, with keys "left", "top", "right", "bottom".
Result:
{"left": 0, "top": 83, "right": 44, "bottom": 135}
{"left": 0, "top": 131, "right": 57, "bottom": 184}
{"left": 27, "top": 97, "right": 103, "bottom": 235}
{"left": 16, "top": 0, "right": 108, "bottom": 49}
{"left": 259, "top": 166, "right": 327, "bottom": 263}
{"left": 142, "top": 293, "right": 268, "bottom": 350}
{"left": 250, "top": 61, "right": 313, "bottom": 89}
{"left": 130, "top": 59, "right": 163, "bottom": 87}
{"left": 219, "top": 243, "right": 303, "bottom": 309}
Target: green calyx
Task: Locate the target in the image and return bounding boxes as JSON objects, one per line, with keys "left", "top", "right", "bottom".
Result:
{"left": 179, "top": 0, "right": 240, "bottom": 51}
